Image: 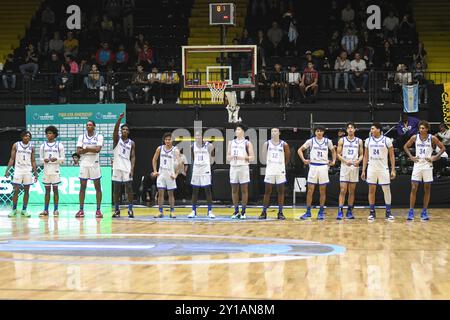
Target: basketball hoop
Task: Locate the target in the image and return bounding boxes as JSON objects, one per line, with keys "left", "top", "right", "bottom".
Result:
{"left": 207, "top": 81, "right": 228, "bottom": 103}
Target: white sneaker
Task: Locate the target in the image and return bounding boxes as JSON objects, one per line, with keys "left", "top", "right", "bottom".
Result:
{"left": 176, "top": 98, "right": 180, "bottom": 104}
{"left": 187, "top": 211, "right": 196, "bottom": 218}
{"left": 152, "top": 98, "right": 157, "bottom": 105}
{"left": 207, "top": 211, "right": 215, "bottom": 219}
{"left": 158, "top": 98, "right": 163, "bottom": 104}
{"left": 240, "top": 213, "right": 247, "bottom": 220}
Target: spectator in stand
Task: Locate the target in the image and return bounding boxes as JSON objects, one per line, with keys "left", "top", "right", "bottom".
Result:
{"left": 138, "top": 42, "right": 155, "bottom": 71}
{"left": 64, "top": 31, "right": 79, "bottom": 58}
{"left": 300, "top": 61, "right": 319, "bottom": 99}
{"left": 55, "top": 63, "right": 73, "bottom": 104}
{"left": 79, "top": 57, "right": 91, "bottom": 77}
{"left": 95, "top": 42, "right": 115, "bottom": 71}
{"left": 146, "top": 67, "right": 162, "bottom": 104}
{"left": 282, "top": 9, "right": 299, "bottom": 56}
{"left": 382, "top": 11, "right": 399, "bottom": 42}
{"left": 83, "top": 64, "right": 104, "bottom": 90}
{"left": 122, "top": 0, "right": 135, "bottom": 37}
{"left": 398, "top": 14, "right": 416, "bottom": 45}
{"left": 396, "top": 112, "right": 419, "bottom": 149}
{"left": 240, "top": 28, "right": 254, "bottom": 45}
{"left": 100, "top": 14, "right": 114, "bottom": 43}
{"left": 134, "top": 33, "right": 146, "bottom": 55}
{"left": 413, "top": 61, "right": 428, "bottom": 104}
{"left": 41, "top": 5, "right": 55, "bottom": 32}
{"left": 349, "top": 52, "right": 368, "bottom": 92}
{"left": 328, "top": 30, "right": 341, "bottom": 61}
{"left": 19, "top": 44, "right": 39, "bottom": 78}
{"left": 359, "top": 30, "right": 375, "bottom": 67}
{"left": 321, "top": 57, "right": 333, "bottom": 91}
{"left": 394, "top": 63, "right": 412, "bottom": 101}
{"left": 380, "top": 40, "right": 392, "bottom": 66}
{"left": 413, "top": 42, "right": 427, "bottom": 69}
{"left": 286, "top": 64, "right": 300, "bottom": 103}
{"left": 114, "top": 44, "right": 129, "bottom": 72}
{"left": 341, "top": 28, "right": 359, "bottom": 55}
{"left": 37, "top": 26, "right": 50, "bottom": 58}
{"left": 257, "top": 67, "right": 270, "bottom": 102}
{"left": 161, "top": 68, "right": 180, "bottom": 104}
{"left": 269, "top": 63, "right": 286, "bottom": 103}
{"left": 127, "top": 64, "right": 148, "bottom": 103}
{"left": 65, "top": 55, "right": 79, "bottom": 74}
{"left": 2, "top": 54, "right": 18, "bottom": 91}
{"left": 301, "top": 50, "right": 318, "bottom": 70}
{"left": 48, "top": 32, "right": 64, "bottom": 56}
{"left": 436, "top": 123, "right": 450, "bottom": 153}
{"left": 334, "top": 51, "right": 351, "bottom": 91}
{"left": 256, "top": 30, "right": 269, "bottom": 68}
{"left": 267, "top": 21, "right": 284, "bottom": 57}
{"left": 341, "top": 3, "right": 355, "bottom": 23}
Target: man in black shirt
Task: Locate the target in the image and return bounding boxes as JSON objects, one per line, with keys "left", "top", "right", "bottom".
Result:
{"left": 55, "top": 64, "right": 73, "bottom": 103}
{"left": 19, "top": 44, "right": 39, "bottom": 78}
{"left": 269, "top": 63, "right": 286, "bottom": 103}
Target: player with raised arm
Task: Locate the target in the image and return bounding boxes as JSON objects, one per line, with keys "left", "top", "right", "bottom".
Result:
{"left": 297, "top": 126, "right": 336, "bottom": 220}
{"left": 259, "top": 128, "right": 290, "bottom": 220}
{"left": 152, "top": 132, "right": 183, "bottom": 218}
{"left": 188, "top": 131, "right": 215, "bottom": 219}
{"left": 4, "top": 130, "right": 38, "bottom": 217}
{"left": 361, "top": 122, "right": 396, "bottom": 221}
{"left": 39, "top": 126, "right": 65, "bottom": 217}
{"left": 403, "top": 120, "right": 445, "bottom": 221}
{"left": 336, "top": 122, "right": 363, "bottom": 220}
{"left": 227, "top": 123, "right": 255, "bottom": 220}
{"left": 112, "top": 113, "right": 136, "bottom": 219}
{"left": 75, "top": 120, "right": 104, "bottom": 218}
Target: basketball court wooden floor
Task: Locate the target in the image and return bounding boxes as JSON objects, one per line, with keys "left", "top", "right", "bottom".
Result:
{"left": 0, "top": 205, "right": 449, "bottom": 300}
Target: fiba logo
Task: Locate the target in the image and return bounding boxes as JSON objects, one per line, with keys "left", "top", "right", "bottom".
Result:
{"left": 95, "top": 112, "right": 103, "bottom": 119}
{"left": 33, "top": 113, "right": 40, "bottom": 120}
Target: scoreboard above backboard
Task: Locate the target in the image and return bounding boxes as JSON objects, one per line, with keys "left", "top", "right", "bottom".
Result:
{"left": 209, "top": 3, "right": 236, "bottom": 25}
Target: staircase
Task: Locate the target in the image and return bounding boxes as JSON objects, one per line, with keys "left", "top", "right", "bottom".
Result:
{"left": 414, "top": 0, "right": 450, "bottom": 78}
{"left": 0, "top": 0, "right": 42, "bottom": 64}
{"left": 180, "top": 0, "right": 249, "bottom": 104}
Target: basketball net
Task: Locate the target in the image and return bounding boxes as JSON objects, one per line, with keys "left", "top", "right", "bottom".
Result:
{"left": 207, "top": 81, "right": 227, "bottom": 103}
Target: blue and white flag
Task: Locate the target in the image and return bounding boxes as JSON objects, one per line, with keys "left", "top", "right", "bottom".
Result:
{"left": 403, "top": 84, "right": 419, "bottom": 113}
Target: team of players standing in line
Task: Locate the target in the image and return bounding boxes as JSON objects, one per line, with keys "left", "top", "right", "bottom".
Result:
{"left": 4, "top": 115, "right": 445, "bottom": 221}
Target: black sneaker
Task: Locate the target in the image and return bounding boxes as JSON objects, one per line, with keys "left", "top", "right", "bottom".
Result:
{"left": 128, "top": 210, "right": 134, "bottom": 218}
{"left": 258, "top": 212, "right": 267, "bottom": 220}
{"left": 112, "top": 210, "right": 121, "bottom": 218}
{"left": 277, "top": 212, "right": 286, "bottom": 220}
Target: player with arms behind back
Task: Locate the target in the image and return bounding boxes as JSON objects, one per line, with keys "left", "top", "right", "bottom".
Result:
{"left": 259, "top": 127, "right": 290, "bottom": 220}
{"left": 227, "top": 123, "right": 255, "bottom": 220}
{"left": 298, "top": 126, "right": 336, "bottom": 220}
{"left": 39, "top": 126, "right": 65, "bottom": 217}
{"left": 112, "top": 113, "right": 136, "bottom": 219}
{"left": 75, "top": 120, "right": 104, "bottom": 218}
{"left": 336, "top": 122, "right": 363, "bottom": 220}
{"left": 4, "top": 130, "right": 38, "bottom": 217}
{"left": 188, "top": 130, "right": 215, "bottom": 219}
{"left": 152, "top": 132, "right": 183, "bottom": 218}
{"left": 403, "top": 120, "right": 445, "bottom": 221}
{"left": 361, "top": 122, "right": 396, "bottom": 221}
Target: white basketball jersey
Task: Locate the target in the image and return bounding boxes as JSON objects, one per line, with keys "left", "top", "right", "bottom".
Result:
{"left": 113, "top": 138, "right": 133, "bottom": 172}
{"left": 159, "top": 145, "right": 177, "bottom": 175}
{"left": 14, "top": 141, "right": 33, "bottom": 174}
{"left": 77, "top": 132, "right": 104, "bottom": 167}
{"left": 342, "top": 137, "right": 361, "bottom": 162}
{"left": 266, "top": 140, "right": 286, "bottom": 175}
{"left": 192, "top": 142, "right": 211, "bottom": 175}
{"left": 40, "top": 141, "right": 64, "bottom": 175}
{"left": 415, "top": 134, "right": 433, "bottom": 169}
{"left": 309, "top": 137, "right": 331, "bottom": 164}
{"left": 365, "top": 135, "right": 392, "bottom": 171}
{"left": 230, "top": 138, "right": 249, "bottom": 166}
